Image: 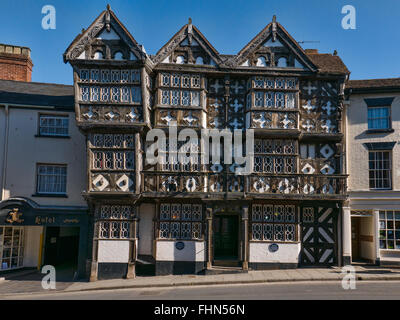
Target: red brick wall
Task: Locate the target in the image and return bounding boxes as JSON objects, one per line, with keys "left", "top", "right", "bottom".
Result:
{"left": 0, "top": 53, "right": 33, "bottom": 82}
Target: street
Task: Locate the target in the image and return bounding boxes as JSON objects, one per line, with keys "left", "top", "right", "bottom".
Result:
{"left": 1, "top": 281, "right": 400, "bottom": 300}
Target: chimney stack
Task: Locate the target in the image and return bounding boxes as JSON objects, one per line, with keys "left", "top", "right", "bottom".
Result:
{"left": 0, "top": 44, "right": 33, "bottom": 82}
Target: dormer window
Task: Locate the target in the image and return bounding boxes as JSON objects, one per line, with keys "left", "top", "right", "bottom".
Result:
{"left": 93, "top": 51, "right": 103, "bottom": 60}
{"left": 277, "top": 57, "right": 287, "bottom": 67}
{"left": 114, "top": 52, "right": 124, "bottom": 60}
{"left": 256, "top": 56, "right": 267, "bottom": 67}
{"left": 176, "top": 56, "right": 185, "bottom": 64}
{"left": 195, "top": 57, "right": 204, "bottom": 65}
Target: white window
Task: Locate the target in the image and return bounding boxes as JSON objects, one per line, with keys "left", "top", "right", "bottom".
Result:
{"left": 191, "top": 92, "right": 200, "bottom": 106}
{"left": 36, "top": 164, "right": 67, "bottom": 194}
{"left": 93, "top": 51, "right": 103, "bottom": 60}
{"left": 101, "top": 87, "right": 110, "bottom": 102}
{"left": 277, "top": 57, "right": 287, "bottom": 67}
{"left": 172, "top": 74, "right": 180, "bottom": 87}
{"left": 369, "top": 151, "right": 392, "bottom": 190}
{"left": 182, "top": 75, "right": 190, "bottom": 88}
{"left": 287, "top": 93, "right": 296, "bottom": 109}
{"left": 121, "top": 87, "right": 130, "bottom": 102}
{"left": 111, "top": 87, "right": 120, "bottom": 102}
{"left": 81, "top": 86, "right": 89, "bottom": 101}
{"left": 176, "top": 56, "right": 185, "bottom": 64}
{"left": 91, "top": 86, "right": 100, "bottom": 102}
{"left": 195, "top": 57, "right": 204, "bottom": 65}
{"left": 256, "top": 56, "right": 267, "bottom": 67}
{"left": 0, "top": 227, "right": 24, "bottom": 270}
{"left": 39, "top": 115, "right": 69, "bottom": 137}
{"left": 275, "top": 92, "right": 285, "bottom": 108}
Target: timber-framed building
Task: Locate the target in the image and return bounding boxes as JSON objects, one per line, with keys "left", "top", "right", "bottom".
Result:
{"left": 63, "top": 5, "right": 349, "bottom": 280}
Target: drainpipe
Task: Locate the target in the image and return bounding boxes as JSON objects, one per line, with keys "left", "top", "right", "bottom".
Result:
{"left": 1, "top": 104, "right": 9, "bottom": 201}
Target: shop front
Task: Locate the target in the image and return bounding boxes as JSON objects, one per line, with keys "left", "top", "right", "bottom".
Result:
{"left": 0, "top": 197, "right": 88, "bottom": 278}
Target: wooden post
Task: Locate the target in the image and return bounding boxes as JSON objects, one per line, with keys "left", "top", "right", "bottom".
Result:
{"left": 206, "top": 205, "right": 213, "bottom": 269}
{"left": 242, "top": 206, "right": 249, "bottom": 270}
{"left": 126, "top": 217, "right": 138, "bottom": 279}
{"left": 90, "top": 221, "right": 99, "bottom": 282}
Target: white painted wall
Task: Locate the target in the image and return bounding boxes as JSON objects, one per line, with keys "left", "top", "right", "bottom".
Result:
{"left": 347, "top": 93, "right": 400, "bottom": 191}
{"left": 156, "top": 240, "right": 206, "bottom": 262}
{"left": 249, "top": 242, "right": 301, "bottom": 263}
{"left": 3, "top": 108, "right": 86, "bottom": 206}
{"left": 97, "top": 240, "right": 130, "bottom": 263}
{"left": 23, "top": 226, "right": 43, "bottom": 268}
{"left": 138, "top": 203, "right": 155, "bottom": 256}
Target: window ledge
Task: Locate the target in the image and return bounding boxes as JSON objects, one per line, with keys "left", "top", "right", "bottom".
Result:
{"left": 32, "top": 193, "right": 68, "bottom": 198}
{"left": 35, "top": 134, "right": 71, "bottom": 139}
{"left": 366, "top": 129, "right": 394, "bottom": 134}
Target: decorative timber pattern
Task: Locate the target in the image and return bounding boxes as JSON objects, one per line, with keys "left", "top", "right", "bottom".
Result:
{"left": 300, "top": 206, "right": 338, "bottom": 265}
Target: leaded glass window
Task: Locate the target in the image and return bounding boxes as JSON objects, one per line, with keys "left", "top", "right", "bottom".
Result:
{"left": 0, "top": 227, "right": 24, "bottom": 270}
{"left": 251, "top": 204, "right": 298, "bottom": 242}
{"left": 158, "top": 203, "right": 203, "bottom": 240}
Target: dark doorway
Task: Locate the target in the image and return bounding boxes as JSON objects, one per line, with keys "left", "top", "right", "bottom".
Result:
{"left": 44, "top": 227, "right": 80, "bottom": 273}
{"left": 351, "top": 217, "right": 360, "bottom": 261}
{"left": 213, "top": 215, "right": 239, "bottom": 261}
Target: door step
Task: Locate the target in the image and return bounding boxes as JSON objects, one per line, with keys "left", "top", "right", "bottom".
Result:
{"left": 202, "top": 266, "right": 248, "bottom": 275}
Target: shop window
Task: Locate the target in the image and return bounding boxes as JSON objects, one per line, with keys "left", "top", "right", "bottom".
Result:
{"left": 379, "top": 211, "right": 400, "bottom": 250}
{"left": 0, "top": 227, "right": 24, "bottom": 270}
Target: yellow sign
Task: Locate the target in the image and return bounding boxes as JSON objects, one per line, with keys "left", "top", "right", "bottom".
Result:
{"left": 6, "top": 208, "right": 24, "bottom": 224}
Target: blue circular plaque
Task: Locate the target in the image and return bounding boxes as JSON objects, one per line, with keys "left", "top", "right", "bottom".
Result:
{"left": 175, "top": 241, "right": 185, "bottom": 250}
{"left": 269, "top": 243, "right": 279, "bottom": 253}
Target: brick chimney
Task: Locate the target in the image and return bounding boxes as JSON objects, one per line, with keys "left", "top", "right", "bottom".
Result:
{"left": 0, "top": 44, "right": 33, "bottom": 82}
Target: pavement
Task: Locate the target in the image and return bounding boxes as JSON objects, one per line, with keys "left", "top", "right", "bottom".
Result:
{"left": 1, "top": 265, "right": 400, "bottom": 296}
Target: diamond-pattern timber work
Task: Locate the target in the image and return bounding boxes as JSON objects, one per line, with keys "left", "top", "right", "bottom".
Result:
{"left": 300, "top": 206, "right": 338, "bottom": 265}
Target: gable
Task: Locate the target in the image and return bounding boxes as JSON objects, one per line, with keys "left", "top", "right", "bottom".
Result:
{"left": 153, "top": 20, "right": 221, "bottom": 66}
{"left": 227, "top": 16, "right": 317, "bottom": 71}
{"left": 64, "top": 5, "right": 146, "bottom": 62}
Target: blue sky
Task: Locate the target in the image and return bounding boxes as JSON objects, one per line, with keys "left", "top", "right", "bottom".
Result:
{"left": 2, "top": 0, "right": 399, "bottom": 84}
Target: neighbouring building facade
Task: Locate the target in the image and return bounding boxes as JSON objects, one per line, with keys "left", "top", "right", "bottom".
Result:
{"left": 0, "top": 44, "right": 88, "bottom": 277}
{"left": 63, "top": 6, "right": 349, "bottom": 280}
{"left": 345, "top": 78, "right": 400, "bottom": 267}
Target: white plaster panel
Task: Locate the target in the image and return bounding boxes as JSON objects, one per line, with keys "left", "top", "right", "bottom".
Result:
{"left": 249, "top": 242, "right": 300, "bottom": 263}
{"left": 98, "top": 240, "right": 130, "bottom": 263}
{"left": 23, "top": 226, "right": 43, "bottom": 267}
{"left": 156, "top": 240, "right": 205, "bottom": 262}
{"left": 138, "top": 203, "right": 155, "bottom": 255}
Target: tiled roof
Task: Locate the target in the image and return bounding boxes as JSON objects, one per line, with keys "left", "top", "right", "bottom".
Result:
{"left": 0, "top": 79, "right": 74, "bottom": 109}
{"left": 347, "top": 78, "right": 400, "bottom": 89}
{"left": 306, "top": 53, "right": 349, "bottom": 75}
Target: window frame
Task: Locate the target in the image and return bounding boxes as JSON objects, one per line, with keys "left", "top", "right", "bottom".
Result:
{"left": 35, "top": 164, "right": 68, "bottom": 196}
{"left": 367, "top": 106, "right": 391, "bottom": 131}
{"left": 368, "top": 150, "right": 392, "bottom": 190}
{"left": 37, "top": 114, "right": 70, "bottom": 138}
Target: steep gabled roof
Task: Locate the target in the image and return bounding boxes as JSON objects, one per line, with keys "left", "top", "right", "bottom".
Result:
{"left": 153, "top": 20, "right": 222, "bottom": 66}
{"left": 63, "top": 5, "right": 146, "bottom": 62}
{"left": 305, "top": 51, "right": 349, "bottom": 75}
{"left": 227, "top": 16, "right": 318, "bottom": 71}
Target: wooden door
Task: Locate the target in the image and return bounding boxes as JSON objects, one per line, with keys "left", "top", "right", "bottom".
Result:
{"left": 213, "top": 215, "right": 239, "bottom": 260}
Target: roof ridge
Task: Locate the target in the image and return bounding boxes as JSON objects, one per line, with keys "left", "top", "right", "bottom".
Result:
{"left": 0, "top": 79, "right": 73, "bottom": 88}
